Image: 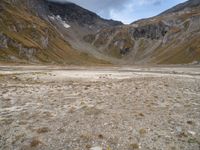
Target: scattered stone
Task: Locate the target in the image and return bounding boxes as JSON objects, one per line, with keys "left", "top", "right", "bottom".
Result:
{"left": 175, "top": 126, "right": 182, "bottom": 133}
{"left": 68, "top": 106, "right": 76, "bottom": 113}
{"left": 98, "top": 134, "right": 103, "bottom": 139}
{"left": 90, "top": 146, "right": 102, "bottom": 150}
{"left": 86, "top": 144, "right": 92, "bottom": 149}
{"left": 84, "top": 85, "right": 91, "bottom": 90}
{"left": 138, "top": 113, "right": 144, "bottom": 117}
{"left": 177, "top": 132, "right": 188, "bottom": 138}
{"left": 164, "top": 84, "right": 169, "bottom": 87}
{"left": 57, "top": 128, "right": 65, "bottom": 133}
{"left": 188, "top": 130, "right": 196, "bottom": 136}
{"left": 12, "top": 76, "right": 19, "bottom": 80}
{"left": 0, "top": 66, "right": 200, "bottom": 150}
{"left": 187, "top": 120, "right": 193, "bottom": 125}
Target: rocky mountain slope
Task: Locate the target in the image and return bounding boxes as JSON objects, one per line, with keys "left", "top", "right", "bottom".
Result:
{"left": 84, "top": 0, "right": 200, "bottom": 64}
{"left": 160, "top": 0, "right": 200, "bottom": 15}
{"left": 46, "top": 1, "right": 122, "bottom": 30}
{"left": 44, "top": 0, "right": 123, "bottom": 64}
{"left": 0, "top": 0, "right": 200, "bottom": 65}
{"left": 0, "top": 0, "right": 120, "bottom": 64}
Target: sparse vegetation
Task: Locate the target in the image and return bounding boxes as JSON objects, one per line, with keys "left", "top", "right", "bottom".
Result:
{"left": 30, "top": 138, "right": 42, "bottom": 147}
{"left": 0, "top": 66, "right": 199, "bottom": 149}
{"left": 0, "top": 0, "right": 108, "bottom": 65}
{"left": 1, "top": 0, "right": 200, "bottom": 150}
{"left": 129, "top": 143, "right": 139, "bottom": 150}
{"left": 36, "top": 127, "right": 50, "bottom": 134}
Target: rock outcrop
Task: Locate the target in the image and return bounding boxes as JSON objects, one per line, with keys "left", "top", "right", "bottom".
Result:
{"left": 131, "top": 22, "right": 169, "bottom": 40}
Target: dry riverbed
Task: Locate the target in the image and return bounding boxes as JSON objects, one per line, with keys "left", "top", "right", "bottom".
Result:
{"left": 0, "top": 66, "right": 200, "bottom": 150}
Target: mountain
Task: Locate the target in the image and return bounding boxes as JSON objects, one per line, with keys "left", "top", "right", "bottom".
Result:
{"left": 0, "top": 0, "right": 200, "bottom": 65}
{"left": 160, "top": 0, "right": 200, "bottom": 15}
{"left": 44, "top": 0, "right": 123, "bottom": 63}
{"left": 46, "top": 1, "right": 122, "bottom": 29}
{"left": 84, "top": 0, "right": 200, "bottom": 64}
{"left": 0, "top": 0, "right": 121, "bottom": 64}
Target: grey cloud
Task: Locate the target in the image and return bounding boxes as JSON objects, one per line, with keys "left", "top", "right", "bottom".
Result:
{"left": 48, "top": 0, "right": 165, "bottom": 23}
{"left": 48, "top": 0, "right": 131, "bottom": 18}
{"left": 152, "top": 0, "right": 164, "bottom": 5}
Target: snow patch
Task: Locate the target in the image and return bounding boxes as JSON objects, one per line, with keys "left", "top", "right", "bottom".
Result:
{"left": 48, "top": 16, "right": 55, "bottom": 20}
{"left": 62, "top": 22, "right": 70, "bottom": 28}
{"left": 48, "top": 15, "right": 70, "bottom": 29}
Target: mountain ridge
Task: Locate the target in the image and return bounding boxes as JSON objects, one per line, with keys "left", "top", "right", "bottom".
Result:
{"left": 0, "top": 0, "right": 200, "bottom": 65}
{"left": 0, "top": 0, "right": 110, "bottom": 64}
{"left": 84, "top": 0, "right": 200, "bottom": 64}
{"left": 46, "top": 0, "right": 123, "bottom": 27}
{"left": 160, "top": 0, "right": 200, "bottom": 15}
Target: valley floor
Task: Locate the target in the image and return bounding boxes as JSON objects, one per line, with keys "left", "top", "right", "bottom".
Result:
{"left": 0, "top": 66, "right": 200, "bottom": 150}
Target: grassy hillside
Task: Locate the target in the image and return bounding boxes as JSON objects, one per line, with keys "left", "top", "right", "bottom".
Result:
{"left": 84, "top": 3, "right": 200, "bottom": 64}
{"left": 0, "top": 0, "right": 107, "bottom": 65}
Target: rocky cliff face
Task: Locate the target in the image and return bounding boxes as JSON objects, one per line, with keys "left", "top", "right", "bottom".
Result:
{"left": 84, "top": 0, "right": 200, "bottom": 64}
{"left": 131, "top": 22, "right": 169, "bottom": 40}
{"left": 0, "top": 33, "right": 37, "bottom": 61}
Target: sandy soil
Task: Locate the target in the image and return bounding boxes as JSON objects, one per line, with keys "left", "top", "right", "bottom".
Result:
{"left": 0, "top": 66, "right": 200, "bottom": 150}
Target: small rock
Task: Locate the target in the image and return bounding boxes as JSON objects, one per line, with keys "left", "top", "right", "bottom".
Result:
{"left": 138, "top": 113, "right": 144, "bottom": 117}
{"left": 86, "top": 144, "right": 92, "bottom": 149}
{"left": 12, "top": 76, "right": 19, "bottom": 80}
{"left": 188, "top": 130, "right": 196, "bottom": 136}
{"left": 90, "top": 146, "right": 102, "bottom": 150}
{"left": 175, "top": 126, "right": 182, "bottom": 133}
{"left": 187, "top": 120, "right": 193, "bottom": 125}
{"left": 98, "top": 134, "right": 103, "bottom": 139}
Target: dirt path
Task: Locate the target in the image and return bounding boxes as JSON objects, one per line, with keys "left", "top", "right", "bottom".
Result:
{"left": 0, "top": 66, "right": 200, "bottom": 150}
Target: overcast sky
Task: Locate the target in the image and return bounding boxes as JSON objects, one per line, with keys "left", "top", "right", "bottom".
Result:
{"left": 50, "top": 0, "right": 188, "bottom": 24}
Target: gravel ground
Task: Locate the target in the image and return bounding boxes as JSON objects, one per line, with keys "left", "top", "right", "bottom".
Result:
{"left": 0, "top": 66, "right": 200, "bottom": 150}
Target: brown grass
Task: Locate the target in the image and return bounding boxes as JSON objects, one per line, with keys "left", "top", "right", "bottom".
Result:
{"left": 0, "top": 0, "right": 109, "bottom": 65}
{"left": 36, "top": 127, "right": 50, "bottom": 134}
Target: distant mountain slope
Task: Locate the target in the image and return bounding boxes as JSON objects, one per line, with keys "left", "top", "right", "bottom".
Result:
{"left": 160, "top": 0, "right": 200, "bottom": 15}
{"left": 43, "top": 0, "right": 123, "bottom": 64}
{"left": 46, "top": 1, "right": 123, "bottom": 29}
{"left": 84, "top": 0, "right": 200, "bottom": 64}
{"left": 0, "top": 0, "right": 108, "bottom": 64}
